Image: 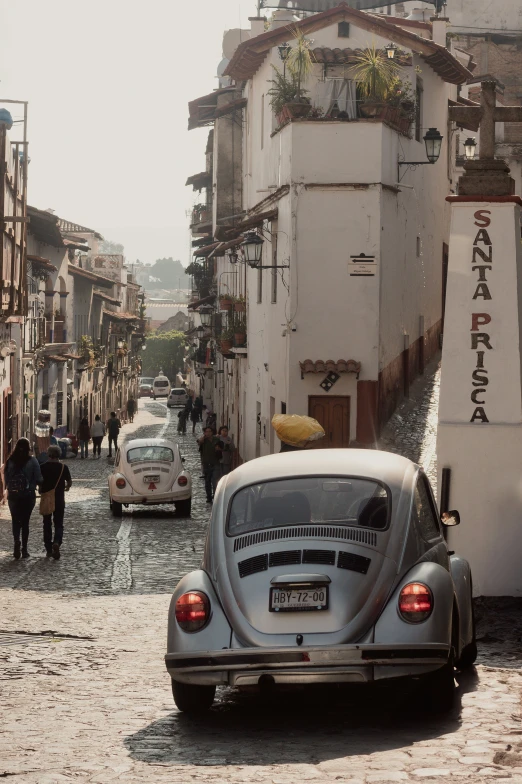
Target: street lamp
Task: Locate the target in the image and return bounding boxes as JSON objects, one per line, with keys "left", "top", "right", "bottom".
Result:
{"left": 199, "top": 305, "right": 213, "bottom": 326}
{"left": 398, "top": 127, "right": 444, "bottom": 181}
{"left": 385, "top": 42, "right": 398, "bottom": 60}
{"left": 117, "top": 339, "right": 124, "bottom": 350}
{"left": 423, "top": 127, "right": 444, "bottom": 164}
{"left": 229, "top": 251, "right": 239, "bottom": 265}
{"left": 278, "top": 42, "right": 291, "bottom": 62}
{"left": 241, "top": 231, "right": 265, "bottom": 269}
{"left": 195, "top": 325, "right": 206, "bottom": 339}
{"left": 464, "top": 136, "right": 477, "bottom": 161}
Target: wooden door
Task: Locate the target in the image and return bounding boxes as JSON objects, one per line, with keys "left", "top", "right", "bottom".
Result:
{"left": 309, "top": 396, "right": 350, "bottom": 448}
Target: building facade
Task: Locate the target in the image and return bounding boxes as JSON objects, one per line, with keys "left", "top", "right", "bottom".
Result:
{"left": 185, "top": 3, "right": 471, "bottom": 461}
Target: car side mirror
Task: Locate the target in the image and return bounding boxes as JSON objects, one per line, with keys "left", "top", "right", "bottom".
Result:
{"left": 181, "top": 457, "right": 186, "bottom": 463}
{"left": 441, "top": 510, "right": 460, "bottom": 527}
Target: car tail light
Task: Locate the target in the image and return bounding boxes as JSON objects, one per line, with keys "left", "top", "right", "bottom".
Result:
{"left": 178, "top": 475, "right": 188, "bottom": 487}
{"left": 175, "top": 591, "right": 210, "bottom": 632}
{"left": 116, "top": 477, "right": 127, "bottom": 489}
{"left": 398, "top": 583, "right": 433, "bottom": 623}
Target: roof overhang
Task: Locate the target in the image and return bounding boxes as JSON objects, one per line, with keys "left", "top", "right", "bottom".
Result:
{"left": 27, "top": 255, "right": 57, "bottom": 273}
{"left": 224, "top": 3, "right": 472, "bottom": 85}
{"left": 186, "top": 171, "right": 212, "bottom": 191}
{"left": 27, "top": 207, "right": 64, "bottom": 249}
{"left": 188, "top": 295, "right": 216, "bottom": 311}
{"left": 188, "top": 87, "right": 237, "bottom": 130}
{"left": 68, "top": 264, "right": 114, "bottom": 289}
{"left": 299, "top": 358, "right": 362, "bottom": 378}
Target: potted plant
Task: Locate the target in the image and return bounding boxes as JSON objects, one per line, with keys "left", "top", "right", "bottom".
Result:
{"left": 234, "top": 327, "right": 246, "bottom": 347}
{"left": 268, "top": 30, "right": 314, "bottom": 124}
{"left": 353, "top": 45, "right": 400, "bottom": 120}
{"left": 219, "top": 294, "right": 233, "bottom": 311}
{"left": 219, "top": 328, "right": 235, "bottom": 354}
{"left": 234, "top": 297, "right": 246, "bottom": 313}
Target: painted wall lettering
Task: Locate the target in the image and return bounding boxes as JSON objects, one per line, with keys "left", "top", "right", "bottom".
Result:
{"left": 474, "top": 209, "right": 492, "bottom": 227}
{"left": 470, "top": 215, "right": 494, "bottom": 423}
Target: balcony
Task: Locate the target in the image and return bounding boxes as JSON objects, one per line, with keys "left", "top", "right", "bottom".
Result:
{"left": 45, "top": 321, "right": 66, "bottom": 344}
{"left": 190, "top": 205, "right": 213, "bottom": 236}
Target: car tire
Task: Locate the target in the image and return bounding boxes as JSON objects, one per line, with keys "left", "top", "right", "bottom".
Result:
{"left": 457, "top": 591, "right": 477, "bottom": 669}
{"left": 111, "top": 500, "right": 123, "bottom": 518}
{"left": 420, "top": 654, "right": 455, "bottom": 713}
{"left": 176, "top": 498, "right": 192, "bottom": 517}
{"left": 171, "top": 680, "right": 215, "bottom": 713}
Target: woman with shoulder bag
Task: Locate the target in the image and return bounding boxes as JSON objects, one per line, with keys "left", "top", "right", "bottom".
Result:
{"left": 40, "top": 445, "right": 72, "bottom": 560}
{"left": 4, "top": 438, "right": 43, "bottom": 559}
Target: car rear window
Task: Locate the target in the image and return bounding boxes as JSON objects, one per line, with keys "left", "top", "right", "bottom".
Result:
{"left": 228, "top": 477, "right": 390, "bottom": 535}
{"left": 127, "top": 446, "right": 174, "bottom": 463}
{"left": 155, "top": 380, "right": 169, "bottom": 387}
{"left": 171, "top": 389, "right": 186, "bottom": 396}
{"left": 140, "top": 378, "right": 154, "bottom": 385}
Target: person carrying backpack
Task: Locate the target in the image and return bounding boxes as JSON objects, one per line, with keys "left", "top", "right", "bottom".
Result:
{"left": 4, "top": 438, "right": 43, "bottom": 559}
{"left": 107, "top": 412, "right": 121, "bottom": 458}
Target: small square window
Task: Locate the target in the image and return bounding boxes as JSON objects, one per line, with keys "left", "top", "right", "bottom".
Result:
{"left": 338, "top": 21, "right": 350, "bottom": 37}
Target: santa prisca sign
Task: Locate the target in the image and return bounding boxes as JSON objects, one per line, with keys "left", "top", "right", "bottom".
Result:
{"left": 438, "top": 198, "right": 522, "bottom": 426}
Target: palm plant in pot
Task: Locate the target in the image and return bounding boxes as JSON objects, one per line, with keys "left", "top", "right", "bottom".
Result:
{"left": 353, "top": 44, "right": 400, "bottom": 120}
{"left": 268, "top": 30, "right": 314, "bottom": 124}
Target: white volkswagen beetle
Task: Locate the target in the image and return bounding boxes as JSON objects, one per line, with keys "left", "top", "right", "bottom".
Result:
{"left": 165, "top": 450, "right": 475, "bottom": 713}
{"left": 108, "top": 438, "right": 192, "bottom": 517}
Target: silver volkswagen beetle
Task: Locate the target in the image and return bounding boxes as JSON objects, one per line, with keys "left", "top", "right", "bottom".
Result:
{"left": 165, "top": 450, "right": 475, "bottom": 713}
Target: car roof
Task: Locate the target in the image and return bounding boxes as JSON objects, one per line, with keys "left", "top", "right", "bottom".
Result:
{"left": 224, "top": 449, "right": 417, "bottom": 495}
{"left": 124, "top": 438, "right": 178, "bottom": 451}
{"left": 170, "top": 388, "right": 187, "bottom": 392}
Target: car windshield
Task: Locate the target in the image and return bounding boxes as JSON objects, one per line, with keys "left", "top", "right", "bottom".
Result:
{"left": 127, "top": 446, "right": 174, "bottom": 464}
{"left": 228, "top": 477, "right": 390, "bottom": 535}
{"left": 140, "top": 378, "right": 154, "bottom": 384}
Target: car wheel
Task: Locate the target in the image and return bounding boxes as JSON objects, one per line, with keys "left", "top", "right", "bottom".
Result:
{"left": 111, "top": 500, "right": 123, "bottom": 518}
{"left": 176, "top": 498, "right": 192, "bottom": 517}
{"left": 457, "top": 591, "right": 477, "bottom": 669}
{"left": 420, "top": 654, "right": 455, "bottom": 713}
{"left": 171, "top": 679, "right": 215, "bottom": 713}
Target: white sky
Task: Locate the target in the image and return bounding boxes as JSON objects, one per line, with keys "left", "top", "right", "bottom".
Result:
{"left": 0, "top": 0, "right": 258, "bottom": 265}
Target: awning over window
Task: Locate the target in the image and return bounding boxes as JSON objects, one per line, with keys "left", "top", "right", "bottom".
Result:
{"left": 299, "top": 359, "right": 361, "bottom": 377}
{"left": 186, "top": 172, "right": 212, "bottom": 191}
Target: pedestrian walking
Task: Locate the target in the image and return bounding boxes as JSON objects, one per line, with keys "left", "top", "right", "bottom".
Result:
{"left": 216, "top": 426, "right": 235, "bottom": 477}
{"left": 205, "top": 410, "right": 217, "bottom": 433}
{"left": 198, "top": 426, "right": 221, "bottom": 503}
{"left": 107, "top": 411, "right": 121, "bottom": 458}
{"left": 190, "top": 405, "right": 200, "bottom": 435}
{"left": 126, "top": 396, "right": 136, "bottom": 424}
{"left": 177, "top": 408, "right": 187, "bottom": 435}
{"left": 78, "top": 417, "right": 91, "bottom": 459}
{"left": 91, "top": 415, "right": 105, "bottom": 458}
{"left": 4, "top": 438, "right": 43, "bottom": 559}
{"left": 40, "top": 444, "right": 72, "bottom": 560}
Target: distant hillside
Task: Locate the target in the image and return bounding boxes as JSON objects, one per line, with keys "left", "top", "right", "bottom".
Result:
{"left": 136, "top": 258, "right": 189, "bottom": 290}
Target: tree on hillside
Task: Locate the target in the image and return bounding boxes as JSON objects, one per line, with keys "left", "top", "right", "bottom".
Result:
{"left": 141, "top": 331, "right": 185, "bottom": 380}
{"left": 99, "top": 239, "right": 124, "bottom": 255}
{"left": 147, "top": 258, "right": 189, "bottom": 289}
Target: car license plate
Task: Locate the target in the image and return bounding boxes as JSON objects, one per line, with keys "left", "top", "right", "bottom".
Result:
{"left": 270, "top": 586, "right": 328, "bottom": 612}
{"left": 144, "top": 475, "right": 160, "bottom": 483}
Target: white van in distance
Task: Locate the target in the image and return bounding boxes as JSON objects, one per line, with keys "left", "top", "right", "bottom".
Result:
{"left": 152, "top": 375, "right": 171, "bottom": 400}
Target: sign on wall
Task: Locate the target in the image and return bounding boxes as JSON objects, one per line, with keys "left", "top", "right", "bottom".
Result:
{"left": 438, "top": 203, "right": 522, "bottom": 426}
{"left": 349, "top": 253, "right": 377, "bottom": 277}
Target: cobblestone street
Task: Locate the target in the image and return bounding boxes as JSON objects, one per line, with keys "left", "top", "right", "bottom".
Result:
{"left": 1, "top": 395, "right": 522, "bottom": 783}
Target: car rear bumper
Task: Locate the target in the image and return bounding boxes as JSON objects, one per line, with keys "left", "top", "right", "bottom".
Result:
{"left": 112, "top": 490, "right": 191, "bottom": 505}
{"left": 165, "top": 643, "right": 450, "bottom": 686}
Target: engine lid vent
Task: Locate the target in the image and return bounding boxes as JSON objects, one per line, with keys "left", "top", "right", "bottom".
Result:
{"left": 337, "top": 550, "right": 371, "bottom": 574}
{"left": 302, "top": 549, "right": 336, "bottom": 565}
{"left": 238, "top": 554, "right": 268, "bottom": 578}
{"left": 269, "top": 550, "right": 302, "bottom": 567}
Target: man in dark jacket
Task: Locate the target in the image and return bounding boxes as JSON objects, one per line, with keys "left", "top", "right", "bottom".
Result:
{"left": 40, "top": 444, "right": 72, "bottom": 559}
{"left": 107, "top": 412, "right": 121, "bottom": 458}
{"left": 197, "top": 427, "right": 220, "bottom": 503}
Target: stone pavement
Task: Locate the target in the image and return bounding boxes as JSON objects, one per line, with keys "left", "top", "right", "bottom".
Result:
{"left": 1, "top": 396, "right": 522, "bottom": 784}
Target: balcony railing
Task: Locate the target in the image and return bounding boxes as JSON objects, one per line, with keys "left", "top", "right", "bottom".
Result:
{"left": 45, "top": 321, "right": 66, "bottom": 344}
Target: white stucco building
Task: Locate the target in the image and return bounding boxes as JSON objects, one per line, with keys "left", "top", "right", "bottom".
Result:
{"left": 186, "top": 3, "right": 472, "bottom": 461}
